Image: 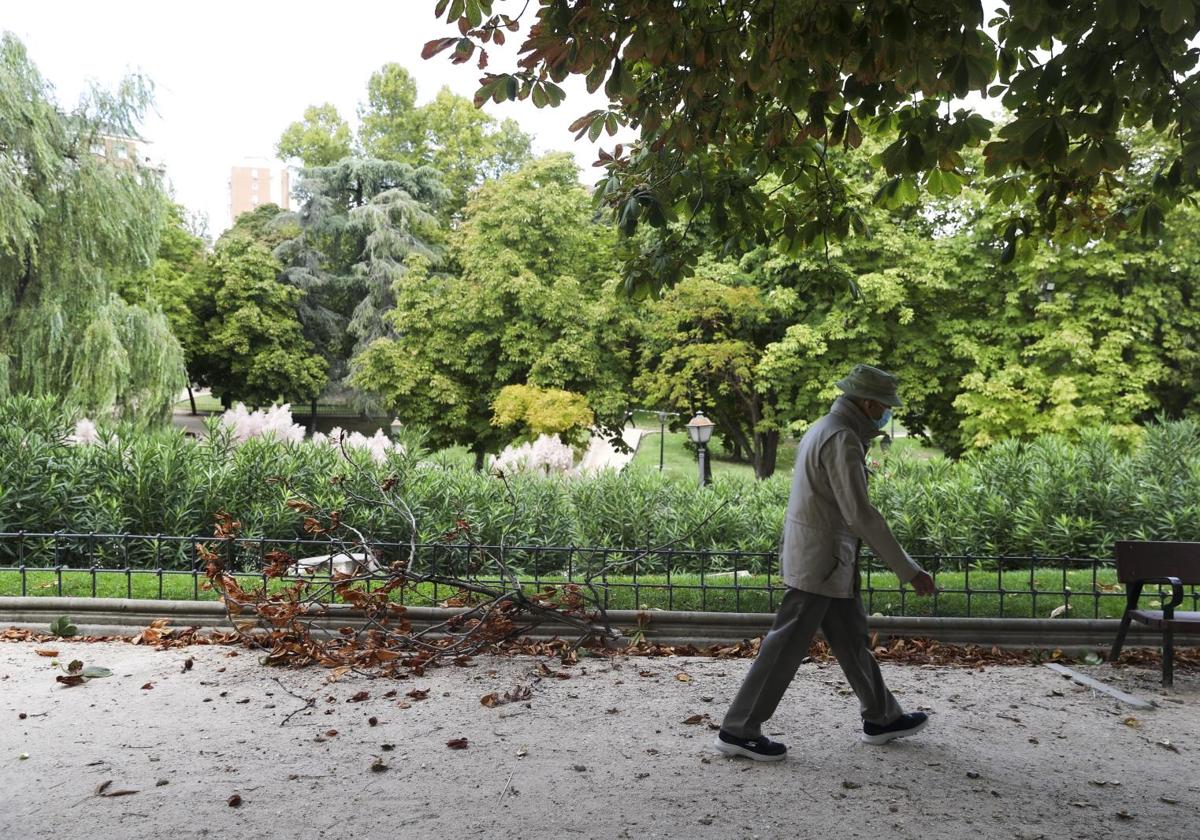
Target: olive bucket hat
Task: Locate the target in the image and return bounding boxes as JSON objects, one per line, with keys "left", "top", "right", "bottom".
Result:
{"left": 835, "top": 364, "right": 902, "bottom": 407}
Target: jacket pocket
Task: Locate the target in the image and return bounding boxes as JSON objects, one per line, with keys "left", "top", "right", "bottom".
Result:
{"left": 832, "top": 533, "right": 858, "bottom": 563}
{"left": 821, "top": 534, "right": 857, "bottom": 583}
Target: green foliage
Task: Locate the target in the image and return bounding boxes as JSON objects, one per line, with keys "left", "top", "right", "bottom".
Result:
{"left": 352, "top": 154, "right": 639, "bottom": 461}
{"left": 114, "top": 202, "right": 208, "bottom": 387}
{"left": 49, "top": 616, "right": 77, "bottom": 637}
{"left": 194, "top": 234, "right": 328, "bottom": 407}
{"left": 0, "top": 34, "right": 185, "bottom": 422}
{"left": 275, "top": 103, "right": 353, "bottom": 167}
{"left": 491, "top": 384, "right": 594, "bottom": 446}
{"left": 274, "top": 158, "right": 448, "bottom": 402}
{"left": 428, "top": 1, "right": 1200, "bottom": 295}
{"left": 636, "top": 261, "right": 793, "bottom": 478}
{"left": 664, "top": 136, "right": 1200, "bottom": 457}
{"left": 892, "top": 169, "right": 1200, "bottom": 453}
{"left": 358, "top": 64, "right": 533, "bottom": 217}
{"left": 2, "top": 398, "right": 1199, "bottom": 565}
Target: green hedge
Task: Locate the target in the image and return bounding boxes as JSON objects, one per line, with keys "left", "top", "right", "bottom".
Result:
{"left": 2, "top": 397, "right": 1199, "bottom": 569}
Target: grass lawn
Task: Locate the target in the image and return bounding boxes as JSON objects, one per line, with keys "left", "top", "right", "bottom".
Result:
{"left": 175, "top": 394, "right": 361, "bottom": 415}
{"left": 3, "top": 567, "right": 1188, "bottom": 621}
{"left": 627, "top": 410, "right": 942, "bottom": 481}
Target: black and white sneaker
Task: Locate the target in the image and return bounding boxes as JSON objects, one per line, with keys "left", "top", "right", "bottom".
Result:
{"left": 713, "top": 729, "right": 787, "bottom": 762}
{"left": 861, "top": 711, "right": 929, "bottom": 745}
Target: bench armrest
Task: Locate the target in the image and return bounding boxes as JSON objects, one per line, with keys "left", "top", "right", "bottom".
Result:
{"left": 1140, "top": 576, "right": 1185, "bottom": 619}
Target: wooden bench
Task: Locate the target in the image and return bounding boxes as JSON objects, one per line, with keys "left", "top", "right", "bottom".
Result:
{"left": 1109, "top": 541, "right": 1200, "bottom": 687}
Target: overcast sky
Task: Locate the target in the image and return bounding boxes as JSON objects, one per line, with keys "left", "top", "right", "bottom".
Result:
{"left": 4, "top": 1, "right": 615, "bottom": 234}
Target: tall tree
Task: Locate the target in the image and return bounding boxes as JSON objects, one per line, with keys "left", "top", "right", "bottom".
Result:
{"left": 358, "top": 63, "right": 420, "bottom": 160}
{"left": 192, "top": 232, "right": 327, "bottom": 409}
{"left": 113, "top": 202, "right": 209, "bottom": 413}
{"left": 274, "top": 158, "right": 448, "bottom": 402}
{"left": 351, "top": 154, "right": 638, "bottom": 466}
{"left": 635, "top": 262, "right": 788, "bottom": 479}
{"left": 276, "top": 103, "right": 353, "bottom": 167}
{"left": 0, "top": 34, "right": 184, "bottom": 422}
{"left": 357, "top": 64, "right": 532, "bottom": 217}
{"left": 428, "top": 1, "right": 1200, "bottom": 295}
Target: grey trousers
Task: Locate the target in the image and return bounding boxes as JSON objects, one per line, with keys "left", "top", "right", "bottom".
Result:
{"left": 721, "top": 585, "right": 904, "bottom": 738}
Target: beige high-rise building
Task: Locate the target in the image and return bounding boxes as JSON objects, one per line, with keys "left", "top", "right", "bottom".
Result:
{"left": 91, "top": 131, "right": 166, "bottom": 177}
{"left": 228, "top": 159, "right": 290, "bottom": 225}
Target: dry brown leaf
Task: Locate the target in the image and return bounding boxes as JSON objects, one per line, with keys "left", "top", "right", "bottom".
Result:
{"left": 675, "top": 673, "right": 692, "bottom": 682}
{"left": 34, "top": 649, "right": 59, "bottom": 657}
{"left": 446, "top": 737, "right": 469, "bottom": 750}
{"left": 96, "top": 780, "right": 138, "bottom": 797}
{"left": 347, "top": 691, "right": 370, "bottom": 703}
{"left": 141, "top": 682, "right": 154, "bottom": 690}
{"left": 480, "top": 693, "right": 500, "bottom": 707}
{"left": 227, "top": 794, "right": 242, "bottom": 807}
{"left": 682, "top": 714, "right": 706, "bottom": 725}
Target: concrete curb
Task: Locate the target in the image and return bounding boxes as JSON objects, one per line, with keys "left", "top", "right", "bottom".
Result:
{"left": 3, "top": 597, "right": 1197, "bottom": 650}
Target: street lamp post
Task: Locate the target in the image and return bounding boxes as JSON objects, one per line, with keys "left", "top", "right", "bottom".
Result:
{"left": 685, "top": 411, "right": 715, "bottom": 487}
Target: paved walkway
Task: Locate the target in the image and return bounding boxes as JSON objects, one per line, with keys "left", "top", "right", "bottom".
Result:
{"left": 1, "top": 641, "right": 1195, "bottom": 839}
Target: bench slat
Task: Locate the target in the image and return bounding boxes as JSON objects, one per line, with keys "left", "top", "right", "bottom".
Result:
{"left": 1129, "top": 609, "right": 1200, "bottom": 628}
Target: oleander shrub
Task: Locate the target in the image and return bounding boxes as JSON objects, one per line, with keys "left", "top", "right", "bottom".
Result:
{"left": 1, "top": 397, "right": 1199, "bottom": 571}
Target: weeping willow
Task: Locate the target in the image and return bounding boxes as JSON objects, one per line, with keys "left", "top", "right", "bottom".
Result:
{"left": 0, "top": 34, "right": 185, "bottom": 425}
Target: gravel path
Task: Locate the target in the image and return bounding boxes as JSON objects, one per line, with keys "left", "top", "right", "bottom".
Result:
{"left": 1, "top": 641, "right": 1196, "bottom": 840}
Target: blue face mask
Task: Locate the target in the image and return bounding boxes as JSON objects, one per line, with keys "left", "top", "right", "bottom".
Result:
{"left": 875, "top": 408, "right": 892, "bottom": 430}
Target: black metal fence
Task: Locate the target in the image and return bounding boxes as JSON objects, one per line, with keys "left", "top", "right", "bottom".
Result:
{"left": 0, "top": 531, "right": 1195, "bottom": 620}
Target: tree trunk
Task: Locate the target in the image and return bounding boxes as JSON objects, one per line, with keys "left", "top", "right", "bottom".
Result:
{"left": 728, "top": 435, "right": 744, "bottom": 462}
{"left": 473, "top": 448, "right": 486, "bottom": 472}
{"left": 753, "top": 430, "right": 780, "bottom": 480}
{"left": 712, "top": 407, "right": 754, "bottom": 472}
{"left": 187, "top": 386, "right": 197, "bottom": 416}
{"left": 308, "top": 398, "right": 318, "bottom": 436}
{"left": 220, "top": 391, "right": 233, "bottom": 410}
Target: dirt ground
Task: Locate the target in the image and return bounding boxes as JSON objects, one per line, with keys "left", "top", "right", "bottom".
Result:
{"left": 1, "top": 640, "right": 1196, "bottom": 840}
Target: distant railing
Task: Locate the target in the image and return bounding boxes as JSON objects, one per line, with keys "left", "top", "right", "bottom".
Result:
{"left": 0, "top": 531, "right": 1194, "bottom": 619}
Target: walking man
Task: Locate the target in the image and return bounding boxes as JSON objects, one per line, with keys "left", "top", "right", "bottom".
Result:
{"left": 716, "top": 364, "right": 936, "bottom": 761}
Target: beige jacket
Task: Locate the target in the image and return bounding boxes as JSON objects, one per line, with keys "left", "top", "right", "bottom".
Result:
{"left": 780, "top": 396, "right": 922, "bottom": 597}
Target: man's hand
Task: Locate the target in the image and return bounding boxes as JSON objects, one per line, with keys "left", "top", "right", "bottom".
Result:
{"left": 909, "top": 570, "right": 936, "bottom": 596}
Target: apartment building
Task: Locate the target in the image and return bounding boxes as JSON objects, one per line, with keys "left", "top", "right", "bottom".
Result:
{"left": 90, "top": 131, "right": 166, "bottom": 177}
{"left": 229, "top": 160, "right": 291, "bottom": 224}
